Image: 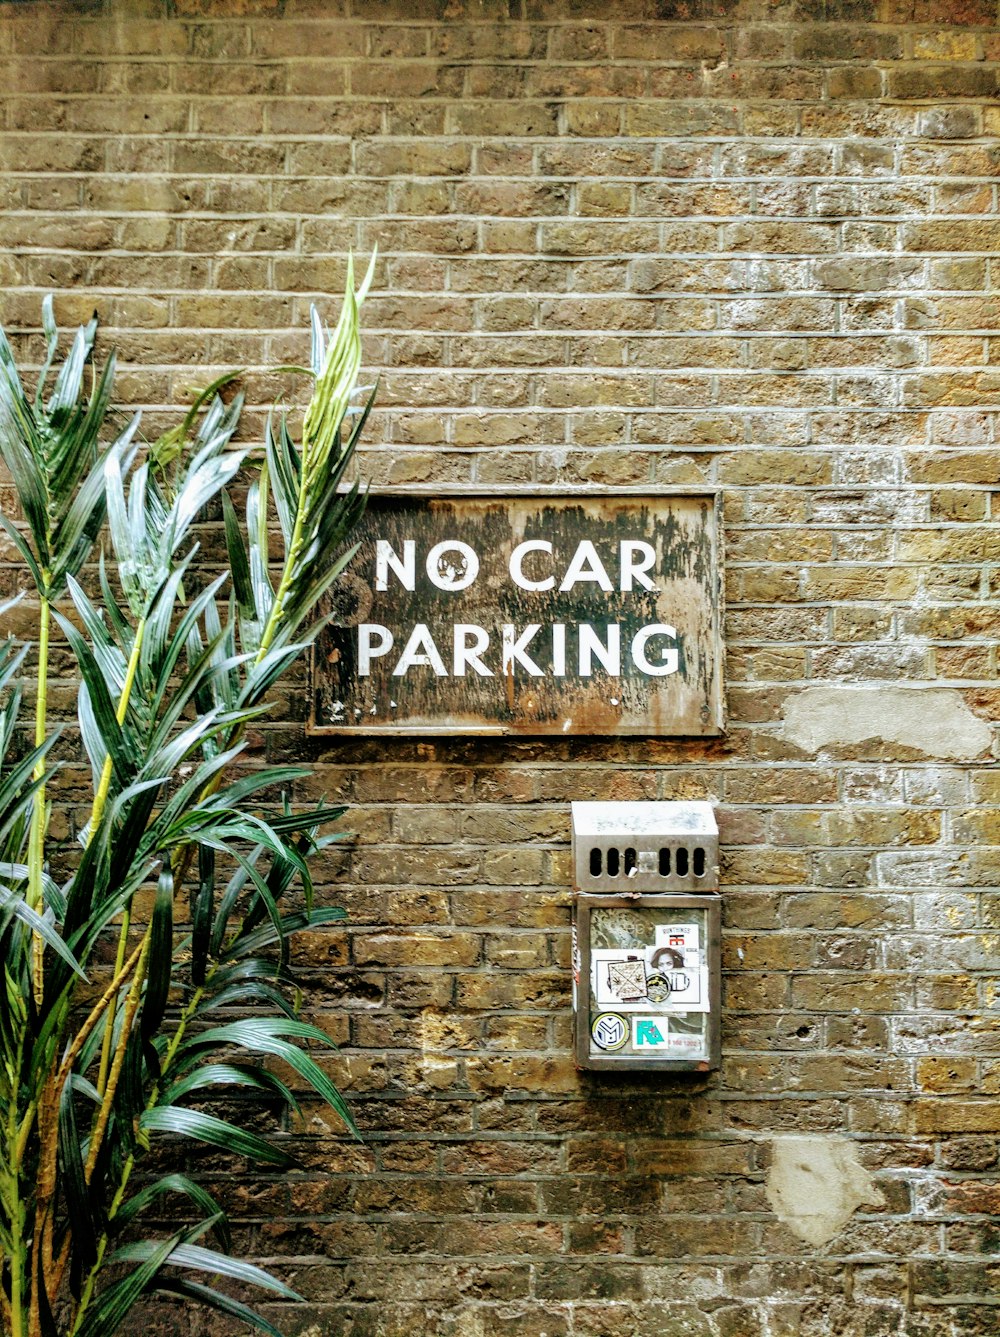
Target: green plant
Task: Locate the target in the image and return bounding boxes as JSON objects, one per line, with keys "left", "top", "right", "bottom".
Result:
{"left": 0, "top": 254, "right": 376, "bottom": 1337}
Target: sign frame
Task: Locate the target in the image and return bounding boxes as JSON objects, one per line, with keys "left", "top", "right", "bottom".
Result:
{"left": 308, "top": 486, "right": 724, "bottom": 738}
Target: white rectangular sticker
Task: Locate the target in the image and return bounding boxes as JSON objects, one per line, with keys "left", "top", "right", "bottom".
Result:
{"left": 591, "top": 951, "right": 648, "bottom": 1007}
{"left": 654, "top": 922, "right": 702, "bottom": 968}
{"left": 632, "top": 1016, "right": 706, "bottom": 1055}
{"left": 632, "top": 1016, "right": 671, "bottom": 1050}
{"left": 591, "top": 950, "right": 710, "bottom": 1013}
{"left": 656, "top": 965, "right": 707, "bottom": 1010}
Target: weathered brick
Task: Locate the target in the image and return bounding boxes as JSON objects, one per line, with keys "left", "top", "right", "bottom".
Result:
{"left": 1, "top": 0, "right": 998, "bottom": 1326}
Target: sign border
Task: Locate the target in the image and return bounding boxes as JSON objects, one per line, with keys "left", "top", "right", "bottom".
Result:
{"left": 307, "top": 486, "right": 725, "bottom": 738}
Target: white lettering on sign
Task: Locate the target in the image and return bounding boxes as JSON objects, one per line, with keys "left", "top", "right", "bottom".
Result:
{"left": 356, "top": 621, "right": 681, "bottom": 680}
{"left": 392, "top": 623, "right": 447, "bottom": 677}
{"left": 501, "top": 624, "right": 544, "bottom": 677}
{"left": 631, "top": 624, "right": 680, "bottom": 677}
{"left": 619, "top": 540, "right": 657, "bottom": 591}
{"left": 579, "top": 623, "right": 621, "bottom": 677}
{"left": 426, "top": 540, "right": 479, "bottom": 591}
{"left": 359, "top": 623, "right": 394, "bottom": 674}
{"left": 381, "top": 538, "right": 664, "bottom": 595}
{"left": 552, "top": 622, "right": 566, "bottom": 676}
{"left": 559, "top": 540, "right": 613, "bottom": 593}
{"left": 375, "top": 540, "right": 415, "bottom": 591}
{"left": 357, "top": 533, "right": 688, "bottom": 681}
{"left": 509, "top": 540, "right": 555, "bottom": 591}
{"left": 376, "top": 538, "right": 481, "bottom": 591}
{"left": 453, "top": 624, "right": 492, "bottom": 677}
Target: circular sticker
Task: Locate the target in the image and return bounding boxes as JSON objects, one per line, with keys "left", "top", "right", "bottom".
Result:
{"left": 644, "top": 972, "right": 672, "bottom": 1005}
{"left": 591, "top": 1012, "right": 629, "bottom": 1052}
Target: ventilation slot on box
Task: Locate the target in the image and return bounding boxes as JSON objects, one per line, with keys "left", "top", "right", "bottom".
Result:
{"left": 572, "top": 802, "right": 719, "bottom": 893}
{"left": 586, "top": 844, "right": 708, "bottom": 882}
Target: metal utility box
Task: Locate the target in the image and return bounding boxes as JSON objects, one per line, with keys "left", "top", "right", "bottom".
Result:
{"left": 572, "top": 801, "right": 721, "bottom": 1072}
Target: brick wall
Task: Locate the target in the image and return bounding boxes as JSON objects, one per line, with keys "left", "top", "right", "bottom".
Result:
{"left": 1, "top": 0, "right": 999, "bottom": 1332}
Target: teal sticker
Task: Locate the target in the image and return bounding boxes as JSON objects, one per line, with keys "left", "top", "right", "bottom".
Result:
{"left": 632, "top": 1016, "right": 677, "bottom": 1050}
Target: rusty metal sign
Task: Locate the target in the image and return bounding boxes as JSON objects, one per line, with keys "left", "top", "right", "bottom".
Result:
{"left": 308, "top": 490, "right": 723, "bottom": 736}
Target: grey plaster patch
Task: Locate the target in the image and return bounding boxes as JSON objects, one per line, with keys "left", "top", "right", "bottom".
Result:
{"left": 765, "top": 1134, "right": 884, "bottom": 1248}
{"left": 783, "top": 686, "right": 992, "bottom": 760}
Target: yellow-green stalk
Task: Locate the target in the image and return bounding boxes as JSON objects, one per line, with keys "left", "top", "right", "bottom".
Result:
{"left": 27, "top": 591, "right": 51, "bottom": 1006}
{"left": 92, "top": 616, "right": 147, "bottom": 1101}
{"left": 90, "top": 617, "right": 146, "bottom": 841}
{"left": 7, "top": 1032, "right": 26, "bottom": 1337}
{"left": 70, "top": 973, "right": 205, "bottom": 1335}
{"left": 85, "top": 930, "right": 151, "bottom": 1181}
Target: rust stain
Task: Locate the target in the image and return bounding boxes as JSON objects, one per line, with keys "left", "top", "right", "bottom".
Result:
{"left": 504, "top": 661, "right": 516, "bottom": 711}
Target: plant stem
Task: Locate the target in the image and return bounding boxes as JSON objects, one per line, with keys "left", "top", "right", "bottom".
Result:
{"left": 93, "top": 617, "right": 147, "bottom": 1099}
{"left": 85, "top": 928, "right": 151, "bottom": 1182}
{"left": 29, "top": 937, "right": 147, "bottom": 1329}
{"left": 172, "top": 521, "right": 304, "bottom": 893}
{"left": 259, "top": 498, "right": 306, "bottom": 660}
{"left": 22, "top": 588, "right": 51, "bottom": 1326}
{"left": 55, "top": 939, "right": 146, "bottom": 1095}
{"left": 15, "top": 1100, "right": 36, "bottom": 1166}
{"left": 7, "top": 1032, "right": 26, "bottom": 1337}
{"left": 70, "top": 978, "right": 206, "bottom": 1334}
{"left": 260, "top": 396, "right": 323, "bottom": 663}
{"left": 94, "top": 915, "right": 130, "bottom": 1098}
{"left": 28, "top": 592, "right": 50, "bottom": 1006}
{"left": 29, "top": 595, "right": 50, "bottom": 862}
{"left": 9, "top": 1191, "right": 25, "bottom": 1337}
{"left": 89, "top": 616, "right": 146, "bottom": 840}
{"left": 24, "top": 584, "right": 51, "bottom": 1325}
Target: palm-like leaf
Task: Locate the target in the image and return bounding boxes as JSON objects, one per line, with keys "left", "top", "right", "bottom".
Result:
{"left": 0, "top": 299, "right": 135, "bottom": 601}
{"left": 73, "top": 1217, "right": 224, "bottom": 1337}
{"left": 110, "top": 1239, "right": 299, "bottom": 1299}
{"left": 148, "top": 369, "right": 243, "bottom": 497}
{"left": 223, "top": 250, "right": 376, "bottom": 706}
{"left": 105, "top": 391, "right": 244, "bottom": 619}
{"left": 0, "top": 268, "right": 375, "bottom": 1337}
{"left": 153, "top": 1277, "right": 289, "bottom": 1337}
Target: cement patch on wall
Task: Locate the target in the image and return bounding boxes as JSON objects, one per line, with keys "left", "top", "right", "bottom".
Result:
{"left": 765, "top": 1135, "right": 884, "bottom": 1247}
{"left": 783, "top": 686, "right": 993, "bottom": 760}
